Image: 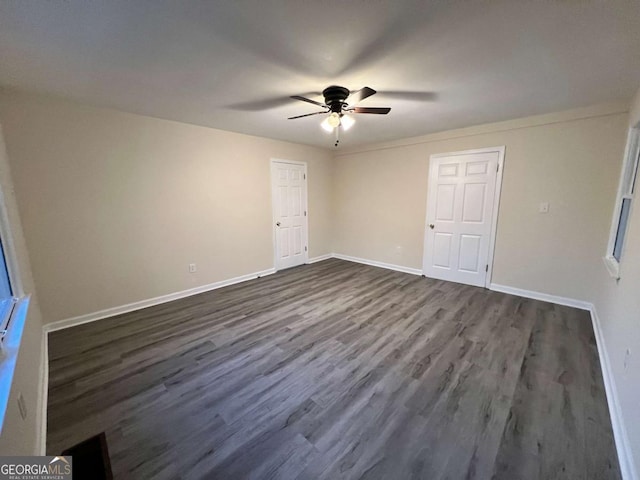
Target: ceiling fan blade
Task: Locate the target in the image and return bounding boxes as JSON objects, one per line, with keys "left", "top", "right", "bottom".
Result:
{"left": 288, "top": 111, "right": 327, "bottom": 120}
{"left": 349, "top": 87, "right": 377, "bottom": 105}
{"left": 378, "top": 91, "right": 438, "bottom": 101}
{"left": 352, "top": 107, "right": 391, "bottom": 114}
{"left": 226, "top": 97, "right": 293, "bottom": 111}
{"left": 291, "top": 95, "right": 326, "bottom": 108}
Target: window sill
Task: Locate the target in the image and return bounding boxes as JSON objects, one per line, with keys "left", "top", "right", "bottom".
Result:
{"left": 603, "top": 255, "right": 621, "bottom": 280}
{"left": 0, "top": 295, "right": 30, "bottom": 434}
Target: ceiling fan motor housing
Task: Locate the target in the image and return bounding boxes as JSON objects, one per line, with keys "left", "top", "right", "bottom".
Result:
{"left": 322, "top": 85, "right": 350, "bottom": 112}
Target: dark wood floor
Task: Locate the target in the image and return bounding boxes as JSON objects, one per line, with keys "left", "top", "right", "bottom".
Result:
{"left": 47, "top": 259, "right": 620, "bottom": 479}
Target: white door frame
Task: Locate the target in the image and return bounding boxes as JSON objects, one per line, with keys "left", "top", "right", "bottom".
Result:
{"left": 270, "top": 158, "right": 309, "bottom": 270}
{"left": 422, "top": 146, "right": 505, "bottom": 287}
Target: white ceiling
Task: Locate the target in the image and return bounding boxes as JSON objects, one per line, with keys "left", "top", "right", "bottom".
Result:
{"left": 1, "top": 1, "right": 640, "bottom": 149}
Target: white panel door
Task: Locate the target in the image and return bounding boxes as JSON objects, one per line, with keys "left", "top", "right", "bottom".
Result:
{"left": 423, "top": 149, "right": 503, "bottom": 287}
{"left": 271, "top": 160, "right": 308, "bottom": 270}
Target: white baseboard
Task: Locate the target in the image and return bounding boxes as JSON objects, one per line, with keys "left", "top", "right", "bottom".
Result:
{"left": 307, "top": 254, "right": 334, "bottom": 264}
{"left": 36, "top": 327, "right": 48, "bottom": 455}
{"left": 489, "top": 283, "right": 592, "bottom": 311}
{"left": 590, "top": 306, "right": 637, "bottom": 480}
{"left": 333, "top": 253, "right": 422, "bottom": 276}
{"left": 44, "top": 267, "right": 276, "bottom": 333}
{"left": 43, "top": 253, "right": 422, "bottom": 334}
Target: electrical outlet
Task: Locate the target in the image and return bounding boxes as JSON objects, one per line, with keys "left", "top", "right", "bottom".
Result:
{"left": 539, "top": 202, "right": 549, "bottom": 214}
{"left": 395, "top": 246, "right": 403, "bottom": 256}
{"left": 189, "top": 263, "right": 196, "bottom": 273}
{"left": 17, "top": 393, "right": 27, "bottom": 421}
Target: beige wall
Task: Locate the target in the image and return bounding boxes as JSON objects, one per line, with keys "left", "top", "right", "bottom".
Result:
{"left": 590, "top": 87, "right": 640, "bottom": 477}
{"left": 333, "top": 104, "right": 628, "bottom": 302}
{"left": 0, "top": 126, "right": 46, "bottom": 454}
{"left": 0, "top": 90, "right": 333, "bottom": 324}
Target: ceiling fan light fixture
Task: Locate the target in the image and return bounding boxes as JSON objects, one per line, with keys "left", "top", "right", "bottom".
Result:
{"left": 340, "top": 114, "right": 355, "bottom": 131}
{"left": 293, "top": 86, "right": 390, "bottom": 143}
{"left": 327, "top": 112, "right": 341, "bottom": 128}
{"left": 321, "top": 112, "right": 342, "bottom": 132}
{"left": 320, "top": 116, "right": 334, "bottom": 133}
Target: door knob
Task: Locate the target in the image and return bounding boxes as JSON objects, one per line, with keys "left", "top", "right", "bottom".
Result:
{"left": 276, "top": 222, "right": 281, "bottom": 227}
{"left": 429, "top": 224, "right": 435, "bottom": 229}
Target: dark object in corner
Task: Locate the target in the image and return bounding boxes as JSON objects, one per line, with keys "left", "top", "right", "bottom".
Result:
{"left": 62, "top": 432, "right": 113, "bottom": 480}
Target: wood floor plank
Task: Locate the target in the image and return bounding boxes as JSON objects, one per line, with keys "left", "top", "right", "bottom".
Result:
{"left": 47, "top": 259, "right": 620, "bottom": 479}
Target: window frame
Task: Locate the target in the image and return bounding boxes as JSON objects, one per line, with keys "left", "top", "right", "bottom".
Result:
{"left": 0, "top": 184, "right": 23, "bottom": 343}
{"left": 604, "top": 126, "right": 640, "bottom": 279}
{"left": 0, "top": 144, "right": 28, "bottom": 435}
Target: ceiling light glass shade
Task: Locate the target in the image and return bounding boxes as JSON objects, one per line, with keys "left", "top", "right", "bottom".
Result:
{"left": 320, "top": 117, "right": 334, "bottom": 133}
{"left": 327, "top": 112, "right": 341, "bottom": 128}
{"left": 340, "top": 114, "right": 355, "bottom": 131}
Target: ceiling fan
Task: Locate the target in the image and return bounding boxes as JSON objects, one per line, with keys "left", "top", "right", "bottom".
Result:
{"left": 288, "top": 86, "right": 390, "bottom": 146}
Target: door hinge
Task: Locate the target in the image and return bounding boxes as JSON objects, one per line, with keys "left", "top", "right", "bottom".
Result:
{"left": 485, "top": 264, "right": 489, "bottom": 272}
{"left": 304, "top": 211, "right": 307, "bottom": 216}
{"left": 305, "top": 246, "right": 308, "bottom": 252}
{"left": 303, "top": 173, "right": 306, "bottom": 180}
{"left": 496, "top": 163, "right": 499, "bottom": 173}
